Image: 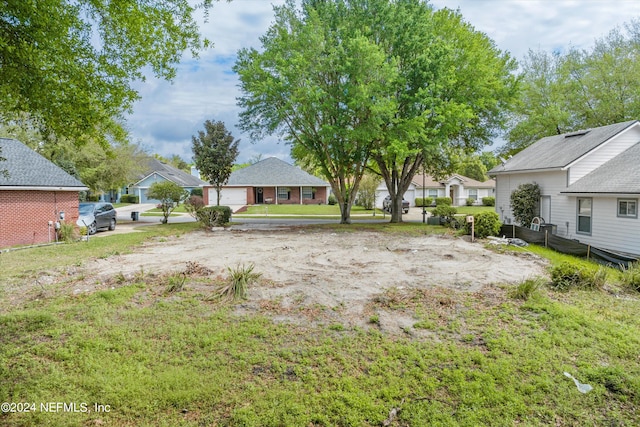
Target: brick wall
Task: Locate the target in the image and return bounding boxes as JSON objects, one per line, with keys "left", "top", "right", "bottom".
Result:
{"left": 0, "top": 190, "right": 80, "bottom": 247}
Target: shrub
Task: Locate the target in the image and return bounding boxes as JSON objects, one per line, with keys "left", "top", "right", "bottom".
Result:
{"left": 466, "top": 198, "right": 475, "bottom": 206}
{"left": 432, "top": 205, "right": 456, "bottom": 218}
{"left": 432, "top": 205, "right": 457, "bottom": 227}
{"left": 120, "top": 194, "right": 139, "bottom": 203}
{"left": 549, "top": 262, "right": 607, "bottom": 291}
{"left": 190, "top": 188, "right": 203, "bottom": 197}
{"left": 328, "top": 194, "right": 337, "bottom": 205}
{"left": 184, "top": 195, "right": 205, "bottom": 218}
{"left": 550, "top": 262, "right": 582, "bottom": 291}
{"left": 465, "top": 211, "right": 501, "bottom": 238}
{"left": 195, "top": 206, "right": 232, "bottom": 227}
{"left": 415, "top": 197, "right": 433, "bottom": 207}
{"left": 482, "top": 196, "right": 495, "bottom": 206}
{"left": 57, "top": 221, "right": 79, "bottom": 242}
{"left": 510, "top": 183, "right": 541, "bottom": 226}
{"left": 86, "top": 194, "right": 100, "bottom": 202}
{"left": 435, "top": 197, "right": 452, "bottom": 206}
{"left": 620, "top": 262, "right": 640, "bottom": 292}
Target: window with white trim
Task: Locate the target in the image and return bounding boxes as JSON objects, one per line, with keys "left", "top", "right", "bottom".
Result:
{"left": 618, "top": 199, "right": 637, "bottom": 218}
{"left": 468, "top": 189, "right": 478, "bottom": 201}
{"left": 577, "top": 198, "right": 592, "bottom": 234}
{"left": 277, "top": 187, "right": 290, "bottom": 200}
{"left": 302, "top": 187, "right": 314, "bottom": 199}
{"left": 428, "top": 189, "right": 438, "bottom": 198}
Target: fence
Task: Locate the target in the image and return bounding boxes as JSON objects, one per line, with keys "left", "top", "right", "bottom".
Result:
{"left": 499, "top": 224, "right": 638, "bottom": 269}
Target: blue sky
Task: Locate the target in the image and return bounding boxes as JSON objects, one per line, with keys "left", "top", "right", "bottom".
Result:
{"left": 127, "top": 0, "right": 640, "bottom": 164}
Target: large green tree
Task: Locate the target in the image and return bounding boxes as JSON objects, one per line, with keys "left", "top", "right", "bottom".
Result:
{"left": 236, "top": 0, "right": 516, "bottom": 223}
{"left": 366, "top": 3, "right": 518, "bottom": 222}
{"left": 0, "top": 0, "right": 216, "bottom": 147}
{"left": 235, "top": 0, "right": 397, "bottom": 223}
{"left": 503, "top": 19, "right": 640, "bottom": 156}
{"left": 192, "top": 120, "right": 240, "bottom": 206}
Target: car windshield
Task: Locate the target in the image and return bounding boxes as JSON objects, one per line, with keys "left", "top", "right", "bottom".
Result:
{"left": 79, "top": 204, "right": 95, "bottom": 215}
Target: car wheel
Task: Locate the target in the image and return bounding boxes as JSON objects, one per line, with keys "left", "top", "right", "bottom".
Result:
{"left": 108, "top": 218, "right": 116, "bottom": 231}
{"left": 88, "top": 221, "right": 97, "bottom": 235}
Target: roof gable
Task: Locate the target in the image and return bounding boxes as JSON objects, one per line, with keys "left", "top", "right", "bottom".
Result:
{"left": 133, "top": 158, "right": 206, "bottom": 187}
{"left": 0, "top": 138, "right": 86, "bottom": 189}
{"left": 227, "top": 157, "right": 330, "bottom": 187}
{"left": 564, "top": 141, "right": 640, "bottom": 194}
{"left": 489, "top": 120, "right": 639, "bottom": 174}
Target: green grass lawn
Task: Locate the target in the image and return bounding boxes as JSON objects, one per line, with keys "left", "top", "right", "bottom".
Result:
{"left": 0, "top": 224, "right": 639, "bottom": 426}
{"left": 146, "top": 204, "right": 189, "bottom": 213}
{"left": 237, "top": 204, "right": 382, "bottom": 216}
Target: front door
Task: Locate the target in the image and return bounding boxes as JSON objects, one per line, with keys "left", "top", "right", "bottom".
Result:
{"left": 256, "top": 187, "right": 264, "bottom": 204}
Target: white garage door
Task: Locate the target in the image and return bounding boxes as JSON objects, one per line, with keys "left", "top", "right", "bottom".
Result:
{"left": 211, "top": 188, "right": 247, "bottom": 205}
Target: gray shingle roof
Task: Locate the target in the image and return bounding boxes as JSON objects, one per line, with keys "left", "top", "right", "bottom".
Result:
{"left": 563, "top": 142, "right": 640, "bottom": 194}
{"left": 227, "top": 157, "right": 330, "bottom": 187}
{"left": 489, "top": 120, "right": 639, "bottom": 174}
{"left": 0, "top": 138, "right": 87, "bottom": 189}
{"left": 134, "top": 157, "right": 207, "bottom": 187}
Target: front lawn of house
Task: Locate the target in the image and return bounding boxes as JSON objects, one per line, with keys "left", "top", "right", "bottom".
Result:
{"left": 236, "top": 204, "right": 383, "bottom": 216}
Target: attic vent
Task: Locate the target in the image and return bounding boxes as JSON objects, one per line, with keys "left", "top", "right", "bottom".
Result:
{"left": 564, "top": 130, "right": 590, "bottom": 138}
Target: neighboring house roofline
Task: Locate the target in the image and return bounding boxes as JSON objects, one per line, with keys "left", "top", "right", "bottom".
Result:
{"left": 130, "top": 157, "right": 207, "bottom": 188}
{"left": 0, "top": 186, "right": 88, "bottom": 191}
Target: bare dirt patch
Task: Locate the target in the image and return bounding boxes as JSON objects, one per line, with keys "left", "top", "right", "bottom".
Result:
{"left": 64, "top": 228, "right": 549, "bottom": 331}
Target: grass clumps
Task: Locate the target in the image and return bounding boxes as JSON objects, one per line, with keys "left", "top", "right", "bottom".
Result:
{"left": 620, "top": 262, "right": 640, "bottom": 292}
{"left": 549, "top": 262, "right": 607, "bottom": 291}
{"left": 218, "top": 263, "right": 261, "bottom": 300}
{"left": 510, "top": 276, "right": 545, "bottom": 300}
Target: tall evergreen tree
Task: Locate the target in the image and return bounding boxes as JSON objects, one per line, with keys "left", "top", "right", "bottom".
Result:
{"left": 192, "top": 120, "right": 240, "bottom": 206}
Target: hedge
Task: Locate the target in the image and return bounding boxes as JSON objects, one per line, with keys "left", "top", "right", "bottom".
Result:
{"left": 414, "top": 197, "right": 433, "bottom": 207}
{"left": 435, "top": 197, "right": 452, "bottom": 206}
{"left": 482, "top": 196, "right": 495, "bottom": 207}
{"left": 120, "top": 194, "right": 139, "bottom": 204}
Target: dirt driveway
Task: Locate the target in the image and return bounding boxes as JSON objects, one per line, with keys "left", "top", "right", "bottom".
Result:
{"left": 77, "top": 227, "right": 548, "bottom": 331}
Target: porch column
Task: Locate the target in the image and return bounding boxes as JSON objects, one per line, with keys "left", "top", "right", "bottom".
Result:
{"left": 300, "top": 186, "right": 303, "bottom": 204}
{"left": 275, "top": 186, "right": 278, "bottom": 205}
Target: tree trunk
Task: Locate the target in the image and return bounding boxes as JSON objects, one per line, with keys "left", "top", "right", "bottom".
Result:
{"left": 390, "top": 196, "right": 402, "bottom": 223}
{"left": 340, "top": 201, "right": 352, "bottom": 224}
{"left": 216, "top": 187, "right": 221, "bottom": 206}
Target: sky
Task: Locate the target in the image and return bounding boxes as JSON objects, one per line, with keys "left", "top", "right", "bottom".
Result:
{"left": 127, "top": 0, "right": 640, "bottom": 164}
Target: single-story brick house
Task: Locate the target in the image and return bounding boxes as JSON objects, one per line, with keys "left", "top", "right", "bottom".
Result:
{"left": 203, "top": 157, "right": 331, "bottom": 206}
{"left": 127, "top": 157, "right": 207, "bottom": 203}
{"left": 0, "top": 138, "right": 88, "bottom": 247}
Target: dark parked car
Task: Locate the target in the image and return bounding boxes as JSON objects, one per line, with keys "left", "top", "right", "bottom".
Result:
{"left": 77, "top": 202, "right": 117, "bottom": 235}
{"left": 382, "top": 196, "right": 410, "bottom": 214}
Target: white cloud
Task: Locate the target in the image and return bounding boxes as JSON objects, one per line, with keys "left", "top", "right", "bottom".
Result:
{"left": 126, "top": 0, "right": 640, "bottom": 162}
